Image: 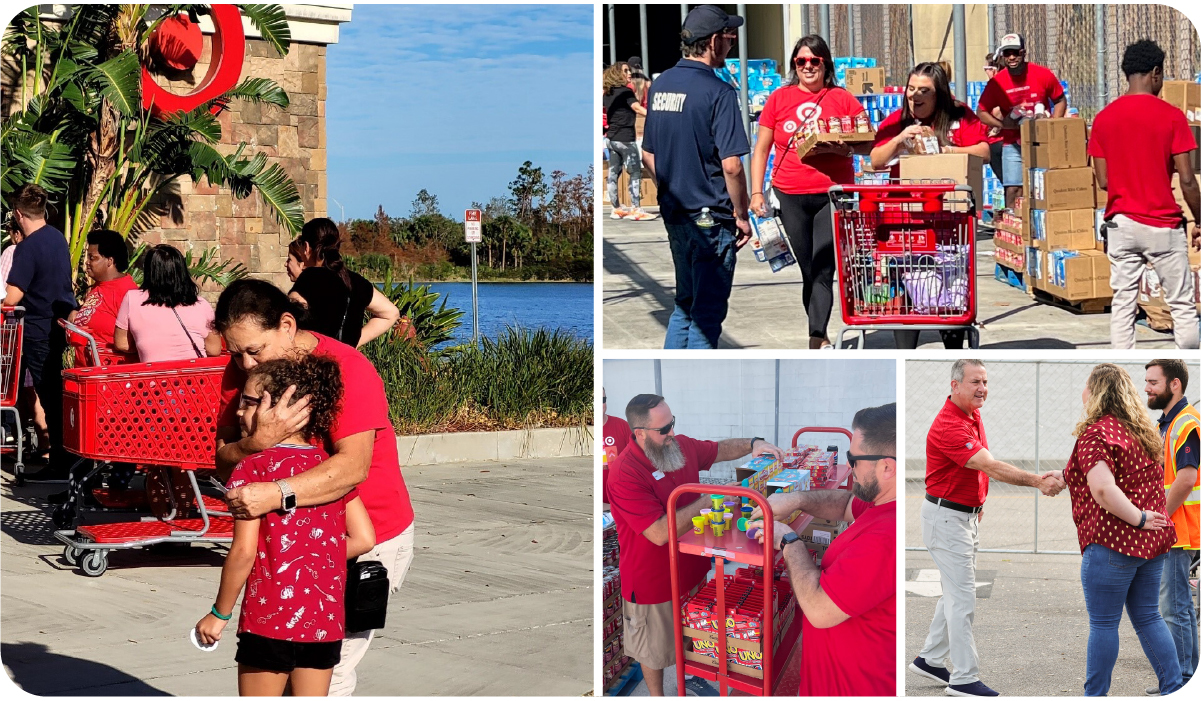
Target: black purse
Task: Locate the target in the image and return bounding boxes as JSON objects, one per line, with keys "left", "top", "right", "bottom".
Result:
{"left": 345, "top": 558, "right": 390, "bottom": 635}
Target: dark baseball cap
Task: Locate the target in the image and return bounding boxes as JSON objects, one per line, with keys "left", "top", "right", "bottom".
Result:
{"left": 627, "top": 56, "right": 643, "bottom": 69}
{"left": 681, "top": 5, "right": 743, "bottom": 45}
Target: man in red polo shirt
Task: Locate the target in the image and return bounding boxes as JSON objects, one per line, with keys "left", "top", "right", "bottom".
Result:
{"left": 749, "top": 403, "right": 897, "bottom": 696}
{"left": 607, "top": 393, "right": 782, "bottom": 696}
{"left": 602, "top": 387, "right": 631, "bottom": 505}
{"left": 909, "top": 360, "right": 1065, "bottom": 697}
{"left": 1090, "top": 39, "right": 1200, "bottom": 350}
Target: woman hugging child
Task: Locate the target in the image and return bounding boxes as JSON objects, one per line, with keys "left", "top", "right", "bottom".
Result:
{"left": 194, "top": 354, "right": 375, "bottom": 696}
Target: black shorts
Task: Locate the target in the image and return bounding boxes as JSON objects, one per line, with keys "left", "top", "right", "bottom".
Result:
{"left": 235, "top": 632, "right": 343, "bottom": 672}
{"left": 19, "top": 336, "right": 49, "bottom": 387}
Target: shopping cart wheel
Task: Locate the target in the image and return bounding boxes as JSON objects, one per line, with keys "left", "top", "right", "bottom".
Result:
{"left": 51, "top": 505, "right": 75, "bottom": 529}
{"left": 14, "top": 468, "right": 24, "bottom": 487}
{"left": 80, "top": 550, "right": 108, "bottom": 577}
{"left": 62, "top": 544, "right": 81, "bottom": 567}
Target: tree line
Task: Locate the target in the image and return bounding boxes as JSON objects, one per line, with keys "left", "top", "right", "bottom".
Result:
{"left": 341, "top": 161, "right": 593, "bottom": 282}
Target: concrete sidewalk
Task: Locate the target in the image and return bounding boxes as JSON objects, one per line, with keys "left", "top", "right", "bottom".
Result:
{"left": 906, "top": 551, "right": 1166, "bottom": 697}
{"left": 1, "top": 457, "right": 593, "bottom": 696}
{"left": 603, "top": 207, "right": 1184, "bottom": 349}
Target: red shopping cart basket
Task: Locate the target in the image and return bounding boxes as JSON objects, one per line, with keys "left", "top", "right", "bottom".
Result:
{"left": 60, "top": 318, "right": 133, "bottom": 368}
{"left": 829, "top": 183, "right": 979, "bottom": 349}
{"left": 1, "top": 307, "right": 30, "bottom": 480}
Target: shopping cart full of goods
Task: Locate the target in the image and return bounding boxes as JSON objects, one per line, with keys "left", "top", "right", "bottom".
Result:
{"left": 1, "top": 306, "right": 36, "bottom": 484}
{"left": 828, "top": 183, "right": 979, "bottom": 349}
{"left": 53, "top": 354, "right": 233, "bottom": 576}
{"left": 790, "top": 426, "right": 855, "bottom": 492}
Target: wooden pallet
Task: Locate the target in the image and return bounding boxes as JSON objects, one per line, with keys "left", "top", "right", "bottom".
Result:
{"left": 1032, "top": 288, "right": 1110, "bottom": 314}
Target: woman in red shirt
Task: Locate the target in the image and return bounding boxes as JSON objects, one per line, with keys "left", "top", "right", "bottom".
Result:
{"left": 750, "top": 35, "right": 870, "bottom": 349}
{"left": 1056, "top": 364, "right": 1181, "bottom": 696}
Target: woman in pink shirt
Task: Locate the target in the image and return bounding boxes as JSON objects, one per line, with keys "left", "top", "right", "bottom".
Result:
{"left": 115, "top": 245, "right": 223, "bottom": 362}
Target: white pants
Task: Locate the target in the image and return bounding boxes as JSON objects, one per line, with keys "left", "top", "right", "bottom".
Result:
{"left": 1107, "top": 214, "right": 1199, "bottom": 349}
{"left": 328, "top": 524, "right": 415, "bottom": 696}
{"left": 918, "top": 499, "right": 982, "bottom": 686}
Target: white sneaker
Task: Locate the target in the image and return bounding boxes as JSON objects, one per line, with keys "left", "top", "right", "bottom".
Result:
{"left": 610, "top": 207, "right": 630, "bottom": 220}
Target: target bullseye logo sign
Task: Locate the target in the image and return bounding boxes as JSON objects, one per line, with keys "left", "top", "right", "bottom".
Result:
{"left": 141, "top": 4, "right": 247, "bottom": 117}
{"left": 604, "top": 436, "right": 615, "bottom": 447}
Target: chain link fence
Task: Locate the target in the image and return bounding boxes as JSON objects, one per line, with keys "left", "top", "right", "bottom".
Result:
{"left": 906, "top": 359, "right": 1201, "bottom": 555}
{"left": 831, "top": 4, "right": 1201, "bottom": 122}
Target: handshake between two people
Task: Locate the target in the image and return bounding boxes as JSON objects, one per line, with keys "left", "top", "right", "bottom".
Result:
{"left": 1037, "top": 470, "right": 1067, "bottom": 497}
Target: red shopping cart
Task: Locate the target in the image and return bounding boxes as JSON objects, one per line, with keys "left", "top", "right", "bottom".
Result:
{"left": 829, "top": 183, "right": 980, "bottom": 349}
{"left": 53, "top": 356, "right": 233, "bottom": 576}
{"left": 790, "top": 426, "right": 855, "bottom": 492}
{"left": 60, "top": 318, "right": 133, "bottom": 368}
{"left": 1, "top": 306, "right": 33, "bottom": 483}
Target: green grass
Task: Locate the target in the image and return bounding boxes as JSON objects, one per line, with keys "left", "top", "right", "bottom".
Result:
{"left": 362, "top": 327, "right": 593, "bottom": 434}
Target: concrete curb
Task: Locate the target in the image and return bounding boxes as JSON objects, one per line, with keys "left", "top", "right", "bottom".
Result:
{"left": 397, "top": 425, "right": 595, "bottom": 465}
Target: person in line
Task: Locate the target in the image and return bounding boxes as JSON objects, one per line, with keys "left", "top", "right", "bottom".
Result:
{"left": 114, "top": 244, "right": 222, "bottom": 362}
{"left": 1090, "top": 39, "right": 1200, "bottom": 350}
{"left": 981, "top": 52, "right": 1006, "bottom": 184}
{"left": 1053, "top": 364, "right": 1181, "bottom": 696}
{"left": 601, "top": 387, "right": 631, "bottom": 505}
{"left": 910, "top": 359, "right": 1065, "bottom": 697}
{"left": 286, "top": 218, "right": 401, "bottom": 349}
{"left": 749, "top": 403, "right": 897, "bottom": 696}
{"left": 0, "top": 213, "right": 23, "bottom": 289}
{"left": 750, "top": 34, "right": 871, "bottom": 350}
{"left": 870, "top": 62, "right": 991, "bottom": 350}
{"left": 3, "top": 184, "right": 77, "bottom": 480}
{"left": 607, "top": 393, "right": 782, "bottom": 696}
{"left": 195, "top": 354, "right": 375, "bottom": 696}
{"left": 641, "top": 4, "right": 751, "bottom": 349}
{"left": 976, "top": 33, "right": 1067, "bottom": 209}
{"left": 70, "top": 229, "right": 138, "bottom": 356}
{"left": 212, "top": 278, "right": 414, "bottom": 696}
{"left": 1144, "top": 359, "right": 1199, "bottom": 694}
{"left": 603, "top": 63, "right": 655, "bottom": 222}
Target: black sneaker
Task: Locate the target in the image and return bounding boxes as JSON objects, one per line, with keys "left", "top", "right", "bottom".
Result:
{"left": 946, "top": 681, "right": 1000, "bottom": 697}
{"left": 909, "top": 657, "right": 951, "bottom": 684}
{"left": 683, "top": 676, "right": 718, "bottom": 696}
{"left": 21, "top": 466, "right": 71, "bottom": 483}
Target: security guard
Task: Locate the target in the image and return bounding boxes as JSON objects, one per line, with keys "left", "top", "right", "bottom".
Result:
{"left": 1144, "top": 359, "right": 1199, "bottom": 693}
{"left": 641, "top": 5, "right": 751, "bottom": 350}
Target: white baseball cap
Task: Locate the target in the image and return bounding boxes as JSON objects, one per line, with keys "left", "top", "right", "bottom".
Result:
{"left": 997, "top": 33, "right": 1025, "bottom": 53}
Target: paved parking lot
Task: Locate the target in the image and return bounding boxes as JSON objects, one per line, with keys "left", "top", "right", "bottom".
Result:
{"left": 1, "top": 457, "right": 593, "bottom": 696}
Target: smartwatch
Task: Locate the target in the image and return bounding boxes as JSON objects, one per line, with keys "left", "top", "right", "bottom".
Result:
{"left": 780, "top": 531, "right": 802, "bottom": 550}
{"left": 276, "top": 479, "right": 297, "bottom": 513}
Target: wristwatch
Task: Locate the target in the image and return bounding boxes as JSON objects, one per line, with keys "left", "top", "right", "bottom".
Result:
{"left": 751, "top": 437, "right": 765, "bottom": 453}
{"left": 276, "top": 479, "right": 297, "bottom": 514}
{"left": 780, "top": 531, "right": 802, "bottom": 551}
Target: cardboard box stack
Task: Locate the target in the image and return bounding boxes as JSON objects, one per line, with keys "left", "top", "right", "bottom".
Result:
{"left": 1019, "top": 118, "right": 1110, "bottom": 304}
{"left": 1137, "top": 173, "right": 1201, "bottom": 326}
{"left": 602, "top": 527, "right": 633, "bottom": 690}
{"left": 1161, "top": 81, "right": 1201, "bottom": 125}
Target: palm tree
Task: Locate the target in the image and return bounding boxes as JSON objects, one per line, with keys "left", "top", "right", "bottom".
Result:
{"left": 1, "top": 4, "right": 303, "bottom": 279}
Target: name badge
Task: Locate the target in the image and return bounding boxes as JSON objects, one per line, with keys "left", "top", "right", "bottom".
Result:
{"left": 652, "top": 470, "right": 666, "bottom": 481}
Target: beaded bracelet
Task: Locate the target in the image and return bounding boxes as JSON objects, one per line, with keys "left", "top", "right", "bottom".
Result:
{"left": 211, "top": 605, "right": 232, "bottom": 621}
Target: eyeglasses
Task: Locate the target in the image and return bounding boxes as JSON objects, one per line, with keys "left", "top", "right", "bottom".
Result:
{"left": 847, "top": 451, "right": 895, "bottom": 469}
{"left": 239, "top": 394, "right": 262, "bottom": 411}
{"left": 795, "top": 56, "right": 824, "bottom": 68}
{"left": 633, "top": 416, "right": 675, "bottom": 436}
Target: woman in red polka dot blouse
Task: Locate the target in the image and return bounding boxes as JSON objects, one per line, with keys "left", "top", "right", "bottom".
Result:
{"left": 1055, "top": 364, "right": 1181, "bottom": 696}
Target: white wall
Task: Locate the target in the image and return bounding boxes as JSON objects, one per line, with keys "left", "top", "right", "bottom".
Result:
{"left": 603, "top": 359, "right": 896, "bottom": 478}
{"left": 906, "top": 359, "right": 1201, "bottom": 466}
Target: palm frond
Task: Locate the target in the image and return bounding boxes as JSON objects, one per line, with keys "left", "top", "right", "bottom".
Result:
{"left": 249, "top": 162, "right": 304, "bottom": 234}
{"left": 183, "top": 246, "right": 250, "bottom": 287}
{"left": 212, "top": 77, "right": 289, "bottom": 110}
{"left": 4, "top": 133, "right": 76, "bottom": 195}
{"left": 237, "top": 4, "right": 291, "bottom": 57}
{"left": 86, "top": 49, "right": 141, "bottom": 117}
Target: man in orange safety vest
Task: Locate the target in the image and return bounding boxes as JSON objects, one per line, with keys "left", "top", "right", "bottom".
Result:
{"left": 1145, "top": 359, "right": 1199, "bottom": 694}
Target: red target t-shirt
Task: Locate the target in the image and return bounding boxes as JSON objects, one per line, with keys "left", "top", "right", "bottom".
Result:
{"left": 228, "top": 444, "right": 359, "bottom": 643}
{"left": 872, "top": 105, "right": 990, "bottom": 177}
{"left": 73, "top": 275, "right": 138, "bottom": 350}
{"left": 1063, "top": 415, "right": 1176, "bottom": 558}
{"left": 758, "top": 85, "right": 867, "bottom": 195}
{"left": 602, "top": 416, "right": 632, "bottom": 505}
{"left": 977, "top": 62, "right": 1065, "bottom": 145}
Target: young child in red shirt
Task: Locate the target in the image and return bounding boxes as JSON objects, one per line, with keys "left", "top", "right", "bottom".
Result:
{"left": 194, "top": 354, "right": 375, "bottom": 696}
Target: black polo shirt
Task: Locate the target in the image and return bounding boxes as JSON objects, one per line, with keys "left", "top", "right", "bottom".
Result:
{"left": 642, "top": 59, "right": 750, "bottom": 226}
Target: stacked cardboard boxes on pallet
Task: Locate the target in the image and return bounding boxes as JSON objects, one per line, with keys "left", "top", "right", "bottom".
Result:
{"left": 1019, "top": 118, "right": 1111, "bottom": 307}
{"left": 602, "top": 527, "right": 634, "bottom": 691}
{"left": 1137, "top": 172, "right": 1201, "bottom": 330}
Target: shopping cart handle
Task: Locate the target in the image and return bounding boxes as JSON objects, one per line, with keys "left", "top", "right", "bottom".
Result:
{"left": 59, "top": 319, "right": 102, "bottom": 367}
{"left": 1, "top": 305, "right": 26, "bottom": 319}
{"left": 790, "top": 426, "right": 853, "bottom": 449}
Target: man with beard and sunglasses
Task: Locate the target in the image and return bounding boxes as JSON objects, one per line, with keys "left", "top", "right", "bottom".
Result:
{"left": 747, "top": 403, "right": 897, "bottom": 696}
{"left": 1143, "top": 359, "right": 1199, "bottom": 694}
{"left": 641, "top": 5, "right": 751, "bottom": 349}
{"left": 607, "top": 393, "right": 783, "bottom": 696}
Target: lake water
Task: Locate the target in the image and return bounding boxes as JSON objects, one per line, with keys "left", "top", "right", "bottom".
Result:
{"left": 420, "top": 282, "right": 593, "bottom": 345}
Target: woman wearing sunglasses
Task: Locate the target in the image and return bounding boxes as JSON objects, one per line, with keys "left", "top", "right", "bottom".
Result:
{"left": 750, "top": 34, "right": 871, "bottom": 350}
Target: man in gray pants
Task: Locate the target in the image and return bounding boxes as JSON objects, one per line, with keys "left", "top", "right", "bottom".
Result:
{"left": 909, "top": 359, "right": 1065, "bottom": 697}
{"left": 1089, "top": 39, "right": 1200, "bottom": 349}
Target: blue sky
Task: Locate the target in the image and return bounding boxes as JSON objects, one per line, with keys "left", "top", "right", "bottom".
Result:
{"left": 325, "top": 4, "right": 594, "bottom": 221}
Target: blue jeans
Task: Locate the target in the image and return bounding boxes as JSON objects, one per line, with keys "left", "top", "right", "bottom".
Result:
{"left": 1001, "top": 143, "right": 1024, "bottom": 187}
{"left": 663, "top": 218, "right": 738, "bottom": 349}
{"left": 1160, "top": 547, "right": 1199, "bottom": 684}
{"left": 1081, "top": 544, "right": 1182, "bottom": 696}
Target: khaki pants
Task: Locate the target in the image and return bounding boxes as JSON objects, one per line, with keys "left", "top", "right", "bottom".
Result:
{"left": 1107, "top": 214, "right": 1199, "bottom": 349}
{"left": 328, "top": 524, "right": 415, "bottom": 696}
{"left": 919, "top": 499, "right": 982, "bottom": 686}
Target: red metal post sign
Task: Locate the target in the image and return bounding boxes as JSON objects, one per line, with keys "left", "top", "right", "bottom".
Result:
{"left": 141, "top": 4, "right": 247, "bottom": 117}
